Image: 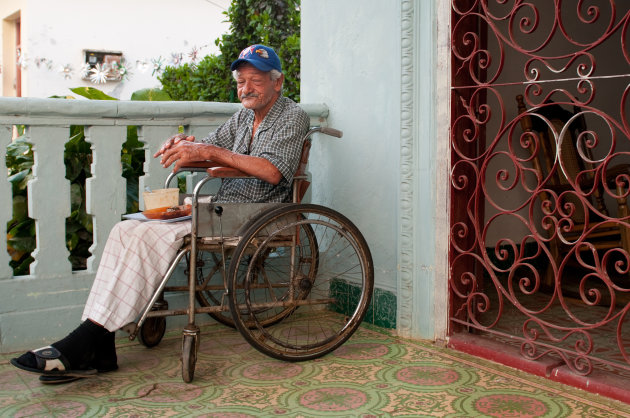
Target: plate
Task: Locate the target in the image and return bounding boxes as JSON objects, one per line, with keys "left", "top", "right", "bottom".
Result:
{"left": 143, "top": 204, "right": 192, "bottom": 220}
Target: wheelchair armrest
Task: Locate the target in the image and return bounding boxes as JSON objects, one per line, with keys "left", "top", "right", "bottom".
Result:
{"left": 176, "top": 161, "right": 223, "bottom": 173}
{"left": 206, "top": 166, "right": 252, "bottom": 178}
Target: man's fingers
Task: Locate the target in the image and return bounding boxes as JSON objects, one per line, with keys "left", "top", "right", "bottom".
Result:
{"left": 158, "top": 138, "right": 200, "bottom": 170}
{"left": 153, "top": 140, "right": 173, "bottom": 158}
{"left": 173, "top": 135, "right": 195, "bottom": 145}
{"left": 160, "top": 148, "right": 177, "bottom": 167}
{"left": 161, "top": 146, "right": 189, "bottom": 168}
{"left": 153, "top": 147, "right": 164, "bottom": 159}
{"left": 162, "top": 155, "right": 178, "bottom": 169}
{"left": 153, "top": 134, "right": 193, "bottom": 158}
{"left": 170, "top": 154, "right": 192, "bottom": 173}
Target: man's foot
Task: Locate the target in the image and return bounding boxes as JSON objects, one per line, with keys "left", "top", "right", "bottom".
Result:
{"left": 10, "top": 346, "right": 98, "bottom": 377}
{"left": 10, "top": 321, "right": 116, "bottom": 379}
{"left": 38, "top": 331, "right": 118, "bottom": 384}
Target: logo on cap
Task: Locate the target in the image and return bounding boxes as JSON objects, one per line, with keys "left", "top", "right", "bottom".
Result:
{"left": 239, "top": 46, "right": 270, "bottom": 60}
{"left": 255, "top": 48, "right": 269, "bottom": 59}
{"left": 239, "top": 46, "right": 256, "bottom": 59}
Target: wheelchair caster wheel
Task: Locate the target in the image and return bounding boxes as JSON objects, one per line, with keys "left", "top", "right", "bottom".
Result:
{"left": 138, "top": 317, "right": 166, "bottom": 348}
{"left": 181, "top": 326, "right": 199, "bottom": 383}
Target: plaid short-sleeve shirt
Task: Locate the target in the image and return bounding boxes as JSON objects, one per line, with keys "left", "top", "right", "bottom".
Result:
{"left": 201, "top": 96, "right": 310, "bottom": 203}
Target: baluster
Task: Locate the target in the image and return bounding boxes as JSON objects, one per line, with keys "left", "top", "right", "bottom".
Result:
{"left": 84, "top": 125, "right": 127, "bottom": 272}
{"left": 137, "top": 125, "right": 179, "bottom": 209}
{"left": 0, "top": 124, "right": 13, "bottom": 279}
{"left": 27, "top": 126, "right": 71, "bottom": 277}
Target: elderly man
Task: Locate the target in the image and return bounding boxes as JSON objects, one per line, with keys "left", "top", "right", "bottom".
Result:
{"left": 11, "top": 44, "right": 309, "bottom": 383}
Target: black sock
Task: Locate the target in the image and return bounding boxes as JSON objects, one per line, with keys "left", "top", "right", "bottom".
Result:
{"left": 94, "top": 331, "right": 118, "bottom": 371}
{"left": 51, "top": 320, "right": 108, "bottom": 369}
{"left": 15, "top": 320, "right": 108, "bottom": 370}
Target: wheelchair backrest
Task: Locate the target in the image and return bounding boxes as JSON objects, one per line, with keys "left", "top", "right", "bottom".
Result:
{"left": 291, "top": 126, "right": 342, "bottom": 203}
{"left": 293, "top": 139, "right": 312, "bottom": 203}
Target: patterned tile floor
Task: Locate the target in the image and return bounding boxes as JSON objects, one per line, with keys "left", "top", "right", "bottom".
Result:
{"left": 1, "top": 322, "right": 629, "bottom": 417}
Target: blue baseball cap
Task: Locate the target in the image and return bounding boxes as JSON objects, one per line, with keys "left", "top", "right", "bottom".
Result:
{"left": 230, "top": 45, "right": 282, "bottom": 73}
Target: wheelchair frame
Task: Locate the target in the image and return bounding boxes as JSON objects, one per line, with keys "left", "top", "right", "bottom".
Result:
{"left": 125, "top": 127, "right": 374, "bottom": 382}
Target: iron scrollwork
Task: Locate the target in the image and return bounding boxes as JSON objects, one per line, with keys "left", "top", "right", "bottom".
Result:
{"left": 450, "top": 0, "right": 630, "bottom": 376}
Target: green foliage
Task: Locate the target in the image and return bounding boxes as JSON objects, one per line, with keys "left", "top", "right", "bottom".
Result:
{"left": 159, "top": 55, "right": 234, "bottom": 102}
{"left": 130, "top": 88, "right": 172, "bottom": 101}
{"left": 121, "top": 126, "right": 145, "bottom": 215}
{"left": 159, "top": 0, "right": 301, "bottom": 102}
{"left": 6, "top": 134, "right": 35, "bottom": 274}
{"left": 64, "top": 127, "right": 93, "bottom": 269}
{"left": 70, "top": 87, "right": 118, "bottom": 100}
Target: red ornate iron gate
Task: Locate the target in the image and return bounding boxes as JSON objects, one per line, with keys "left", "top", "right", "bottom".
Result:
{"left": 448, "top": 0, "right": 630, "bottom": 385}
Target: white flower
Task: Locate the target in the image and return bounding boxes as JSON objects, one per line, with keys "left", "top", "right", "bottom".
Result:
{"left": 188, "top": 46, "right": 200, "bottom": 63}
{"left": 116, "top": 61, "right": 132, "bottom": 81}
{"left": 151, "top": 56, "right": 164, "bottom": 76}
{"left": 35, "top": 57, "right": 53, "bottom": 70}
{"left": 79, "top": 63, "right": 91, "bottom": 79}
{"left": 89, "top": 63, "right": 108, "bottom": 84}
{"left": 170, "top": 52, "right": 183, "bottom": 66}
{"left": 59, "top": 64, "right": 73, "bottom": 80}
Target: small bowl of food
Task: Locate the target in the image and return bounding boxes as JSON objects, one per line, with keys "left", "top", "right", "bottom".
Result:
{"left": 142, "top": 204, "right": 192, "bottom": 220}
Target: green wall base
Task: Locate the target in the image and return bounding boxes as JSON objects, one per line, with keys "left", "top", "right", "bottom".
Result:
{"left": 330, "top": 279, "right": 396, "bottom": 329}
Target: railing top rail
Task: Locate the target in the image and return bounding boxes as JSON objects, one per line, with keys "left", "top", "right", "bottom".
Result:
{"left": 0, "top": 98, "right": 329, "bottom": 125}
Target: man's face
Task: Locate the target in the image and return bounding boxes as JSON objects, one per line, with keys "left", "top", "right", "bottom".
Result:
{"left": 235, "top": 64, "right": 283, "bottom": 113}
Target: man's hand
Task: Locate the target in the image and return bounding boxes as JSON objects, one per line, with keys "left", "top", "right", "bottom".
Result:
{"left": 159, "top": 141, "right": 212, "bottom": 172}
{"left": 155, "top": 133, "right": 282, "bottom": 184}
{"left": 153, "top": 133, "right": 195, "bottom": 158}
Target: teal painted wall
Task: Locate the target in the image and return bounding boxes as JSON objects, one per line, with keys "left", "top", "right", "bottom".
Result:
{"left": 301, "top": 0, "right": 443, "bottom": 339}
{"left": 301, "top": 0, "right": 401, "bottom": 298}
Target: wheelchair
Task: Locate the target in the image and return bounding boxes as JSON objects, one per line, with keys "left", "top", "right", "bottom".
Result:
{"left": 125, "top": 127, "right": 374, "bottom": 383}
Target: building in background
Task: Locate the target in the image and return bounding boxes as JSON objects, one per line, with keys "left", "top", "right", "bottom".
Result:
{"left": 1, "top": 0, "right": 230, "bottom": 99}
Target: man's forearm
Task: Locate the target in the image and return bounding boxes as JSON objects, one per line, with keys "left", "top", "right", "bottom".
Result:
{"left": 203, "top": 144, "right": 282, "bottom": 185}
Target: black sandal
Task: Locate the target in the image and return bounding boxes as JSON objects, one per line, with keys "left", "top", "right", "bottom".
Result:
{"left": 38, "top": 375, "right": 83, "bottom": 385}
{"left": 10, "top": 346, "right": 97, "bottom": 377}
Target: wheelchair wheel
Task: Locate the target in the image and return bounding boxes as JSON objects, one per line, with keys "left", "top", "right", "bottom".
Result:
{"left": 138, "top": 300, "right": 168, "bottom": 348}
{"left": 138, "top": 317, "right": 166, "bottom": 348}
{"left": 227, "top": 204, "right": 373, "bottom": 361}
{"left": 194, "top": 251, "right": 236, "bottom": 327}
{"left": 181, "top": 327, "right": 199, "bottom": 383}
